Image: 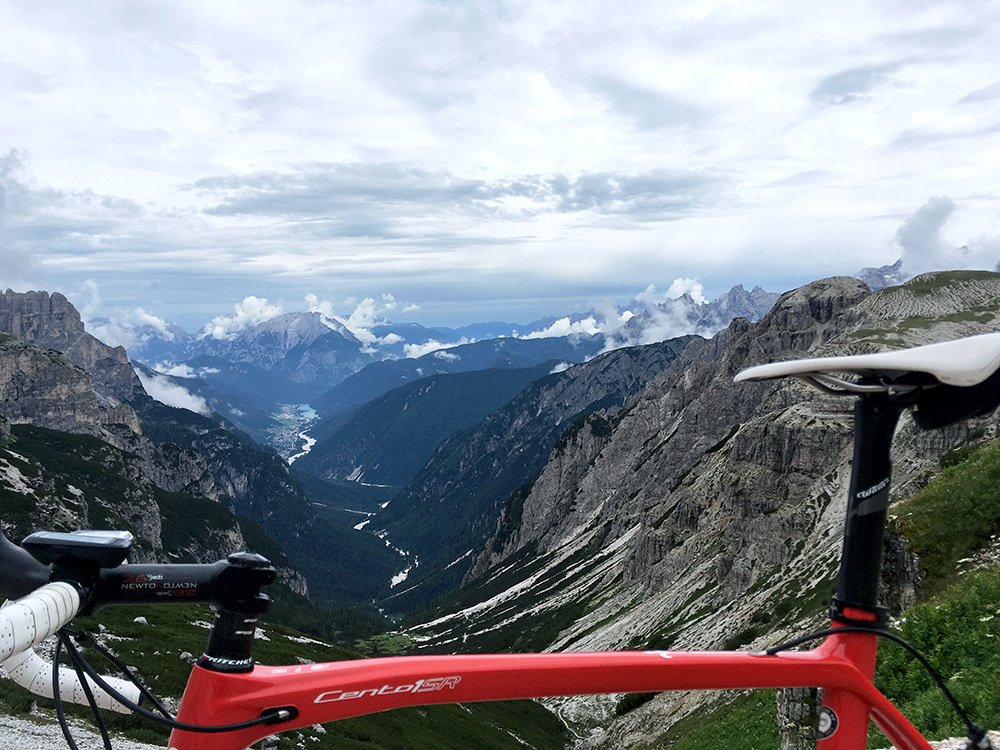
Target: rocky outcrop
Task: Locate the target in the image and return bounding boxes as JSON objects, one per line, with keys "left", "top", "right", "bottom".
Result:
{"left": 0, "top": 336, "right": 141, "bottom": 433}
{"left": 0, "top": 289, "right": 146, "bottom": 404}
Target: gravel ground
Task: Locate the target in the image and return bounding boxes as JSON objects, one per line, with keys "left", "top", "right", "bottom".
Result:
{"left": 0, "top": 714, "right": 162, "bottom": 750}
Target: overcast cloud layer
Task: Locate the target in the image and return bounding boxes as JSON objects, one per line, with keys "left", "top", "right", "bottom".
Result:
{"left": 2, "top": 0, "right": 1000, "bottom": 331}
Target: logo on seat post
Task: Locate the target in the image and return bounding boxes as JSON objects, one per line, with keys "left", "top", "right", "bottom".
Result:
{"left": 854, "top": 476, "right": 890, "bottom": 516}
{"left": 816, "top": 706, "right": 839, "bottom": 739}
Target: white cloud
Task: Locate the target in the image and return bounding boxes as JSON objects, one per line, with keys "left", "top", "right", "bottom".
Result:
{"left": 666, "top": 278, "right": 707, "bottom": 305}
{"left": 6, "top": 1, "right": 1000, "bottom": 326}
{"left": 636, "top": 300, "right": 700, "bottom": 346}
{"left": 523, "top": 316, "right": 603, "bottom": 340}
{"left": 154, "top": 363, "right": 219, "bottom": 378}
{"left": 200, "top": 296, "right": 284, "bottom": 340}
{"left": 76, "top": 279, "right": 102, "bottom": 321}
{"left": 133, "top": 308, "right": 174, "bottom": 339}
{"left": 135, "top": 369, "right": 211, "bottom": 416}
{"left": 333, "top": 294, "right": 401, "bottom": 349}
{"left": 89, "top": 307, "right": 175, "bottom": 350}
{"left": 635, "top": 279, "right": 708, "bottom": 308}
{"left": 79, "top": 280, "right": 177, "bottom": 350}
{"left": 403, "top": 338, "right": 470, "bottom": 358}
{"left": 893, "top": 197, "right": 1000, "bottom": 280}
{"left": 305, "top": 293, "right": 335, "bottom": 318}
{"left": 895, "top": 196, "right": 956, "bottom": 278}
{"left": 157, "top": 363, "right": 197, "bottom": 378}
{"left": 87, "top": 319, "right": 138, "bottom": 350}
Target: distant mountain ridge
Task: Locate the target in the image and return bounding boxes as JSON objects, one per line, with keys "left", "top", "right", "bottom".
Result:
{"left": 98, "top": 283, "right": 779, "bottom": 434}
{"left": 311, "top": 334, "right": 607, "bottom": 425}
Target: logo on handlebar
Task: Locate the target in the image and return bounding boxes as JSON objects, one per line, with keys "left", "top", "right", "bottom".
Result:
{"left": 121, "top": 574, "right": 199, "bottom": 596}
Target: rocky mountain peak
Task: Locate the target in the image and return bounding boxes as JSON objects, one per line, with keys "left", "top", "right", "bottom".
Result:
{"left": 0, "top": 288, "right": 145, "bottom": 405}
{"left": 0, "top": 289, "right": 86, "bottom": 343}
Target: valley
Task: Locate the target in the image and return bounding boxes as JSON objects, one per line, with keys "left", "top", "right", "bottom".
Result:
{"left": 268, "top": 403, "right": 320, "bottom": 462}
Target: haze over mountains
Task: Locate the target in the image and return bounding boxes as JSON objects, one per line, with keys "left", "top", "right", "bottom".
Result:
{"left": 97, "top": 282, "right": 778, "bottom": 423}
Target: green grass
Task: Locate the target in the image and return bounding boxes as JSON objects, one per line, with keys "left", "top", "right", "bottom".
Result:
{"left": 890, "top": 437, "right": 1000, "bottom": 595}
{"left": 873, "top": 564, "right": 1000, "bottom": 745}
{"left": 881, "top": 270, "right": 1000, "bottom": 296}
{"left": 648, "top": 691, "right": 780, "bottom": 750}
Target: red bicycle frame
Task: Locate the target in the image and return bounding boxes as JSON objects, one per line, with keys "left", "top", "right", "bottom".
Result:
{"left": 169, "top": 625, "right": 930, "bottom": 750}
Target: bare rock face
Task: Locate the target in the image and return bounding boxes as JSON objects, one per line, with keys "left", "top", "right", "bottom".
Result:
{"left": 0, "top": 337, "right": 113, "bottom": 432}
{"left": 0, "top": 289, "right": 145, "bottom": 404}
{"left": 416, "top": 272, "right": 1000, "bottom": 747}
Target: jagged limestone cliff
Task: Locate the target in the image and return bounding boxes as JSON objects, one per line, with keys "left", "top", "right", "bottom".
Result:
{"left": 0, "top": 289, "right": 145, "bottom": 404}
{"left": 410, "top": 272, "right": 1000, "bottom": 747}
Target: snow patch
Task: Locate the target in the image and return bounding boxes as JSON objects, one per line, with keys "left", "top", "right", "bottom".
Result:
{"left": 1, "top": 460, "right": 37, "bottom": 495}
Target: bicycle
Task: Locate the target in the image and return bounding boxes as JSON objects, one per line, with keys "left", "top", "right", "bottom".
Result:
{"left": 2, "top": 332, "right": 1000, "bottom": 750}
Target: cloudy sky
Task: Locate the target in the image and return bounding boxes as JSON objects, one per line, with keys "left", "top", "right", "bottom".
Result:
{"left": 2, "top": 0, "right": 999, "bottom": 334}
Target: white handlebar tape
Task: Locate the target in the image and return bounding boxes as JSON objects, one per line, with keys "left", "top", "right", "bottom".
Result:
{"left": 2, "top": 647, "right": 139, "bottom": 713}
{"left": 0, "top": 582, "right": 80, "bottom": 661}
{"left": 0, "top": 581, "right": 140, "bottom": 713}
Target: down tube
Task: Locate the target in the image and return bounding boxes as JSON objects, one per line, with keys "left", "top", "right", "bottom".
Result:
{"left": 168, "top": 649, "right": 920, "bottom": 750}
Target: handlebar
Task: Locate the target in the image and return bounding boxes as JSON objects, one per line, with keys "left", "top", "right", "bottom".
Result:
{"left": 0, "top": 524, "right": 275, "bottom": 714}
{"left": 0, "top": 581, "right": 140, "bottom": 712}
{"left": 0, "top": 581, "right": 79, "bottom": 662}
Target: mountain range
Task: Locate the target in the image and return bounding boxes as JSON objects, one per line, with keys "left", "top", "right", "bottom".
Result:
{"left": 3, "top": 267, "right": 997, "bottom": 747}
{"left": 106, "top": 284, "right": 779, "bottom": 440}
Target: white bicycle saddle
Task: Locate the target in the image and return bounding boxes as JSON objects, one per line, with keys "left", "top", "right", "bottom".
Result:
{"left": 735, "top": 332, "right": 1000, "bottom": 388}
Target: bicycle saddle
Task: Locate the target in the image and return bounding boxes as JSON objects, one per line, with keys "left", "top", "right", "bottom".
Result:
{"left": 735, "top": 332, "right": 1000, "bottom": 429}
{"left": 735, "top": 332, "right": 1000, "bottom": 388}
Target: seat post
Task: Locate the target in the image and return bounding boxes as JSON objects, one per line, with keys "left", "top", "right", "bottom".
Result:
{"left": 832, "top": 391, "right": 902, "bottom": 624}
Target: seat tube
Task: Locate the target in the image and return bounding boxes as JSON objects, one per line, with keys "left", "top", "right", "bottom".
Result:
{"left": 820, "top": 392, "right": 901, "bottom": 749}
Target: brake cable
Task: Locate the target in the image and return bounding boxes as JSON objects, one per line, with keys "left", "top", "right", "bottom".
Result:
{"left": 63, "top": 628, "right": 173, "bottom": 719}
{"left": 767, "top": 626, "right": 993, "bottom": 750}
{"left": 52, "top": 626, "right": 294, "bottom": 748}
